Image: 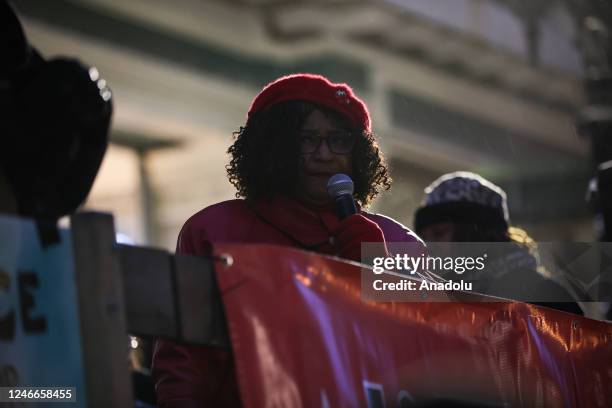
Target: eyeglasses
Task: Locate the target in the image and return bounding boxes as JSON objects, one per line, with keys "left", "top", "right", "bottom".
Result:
{"left": 298, "top": 130, "right": 356, "bottom": 155}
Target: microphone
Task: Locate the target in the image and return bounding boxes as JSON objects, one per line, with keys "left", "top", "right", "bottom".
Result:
{"left": 327, "top": 173, "right": 357, "bottom": 220}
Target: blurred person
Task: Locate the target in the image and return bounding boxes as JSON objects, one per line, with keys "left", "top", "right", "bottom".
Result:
{"left": 413, "top": 171, "right": 583, "bottom": 315}
{"left": 1, "top": 1, "right": 111, "bottom": 225}
{"left": 153, "top": 73, "right": 424, "bottom": 407}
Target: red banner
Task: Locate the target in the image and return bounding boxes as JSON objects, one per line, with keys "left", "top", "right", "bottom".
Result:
{"left": 213, "top": 244, "right": 612, "bottom": 408}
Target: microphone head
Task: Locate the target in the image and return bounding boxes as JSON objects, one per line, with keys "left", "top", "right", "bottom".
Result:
{"left": 327, "top": 173, "right": 354, "bottom": 199}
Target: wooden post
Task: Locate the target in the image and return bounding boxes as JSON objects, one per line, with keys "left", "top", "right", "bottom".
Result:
{"left": 71, "top": 212, "right": 133, "bottom": 408}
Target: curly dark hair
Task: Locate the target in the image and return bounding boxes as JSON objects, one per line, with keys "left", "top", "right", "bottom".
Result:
{"left": 226, "top": 100, "right": 391, "bottom": 207}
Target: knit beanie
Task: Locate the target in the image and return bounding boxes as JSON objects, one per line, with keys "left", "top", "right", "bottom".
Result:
{"left": 414, "top": 171, "right": 509, "bottom": 233}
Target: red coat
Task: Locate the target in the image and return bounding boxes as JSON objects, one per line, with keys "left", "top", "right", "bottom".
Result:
{"left": 152, "top": 196, "right": 423, "bottom": 407}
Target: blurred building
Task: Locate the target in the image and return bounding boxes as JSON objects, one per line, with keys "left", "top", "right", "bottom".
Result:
{"left": 14, "top": 0, "right": 593, "bottom": 248}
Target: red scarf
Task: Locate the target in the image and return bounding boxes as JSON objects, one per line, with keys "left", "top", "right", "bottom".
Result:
{"left": 251, "top": 195, "right": 359, "bottom": 254}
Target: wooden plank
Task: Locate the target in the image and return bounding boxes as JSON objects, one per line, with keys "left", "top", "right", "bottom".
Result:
{"left": 174, "top": 253, "right": 228, "bottom": 346}
{"left": 118, "top": 245, "right": 177, "bottom": 339}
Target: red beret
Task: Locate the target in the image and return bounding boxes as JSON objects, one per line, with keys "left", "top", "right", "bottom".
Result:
{"left": 248, "top": 73, "right": 371, "bottom": 132}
